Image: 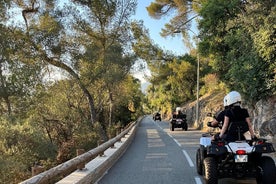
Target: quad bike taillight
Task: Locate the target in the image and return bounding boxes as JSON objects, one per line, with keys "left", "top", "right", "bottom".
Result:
{"left": 236, "top": 150, "right": 246, "bottom": 155}
{"left": 217, "top": 141, "right": 224, "bottom": 147}
{"left": 257, "top": 140, "right": 264, "bottom": 145}
{"left": 253, "top": 139, "right": 265, "bottom": 145}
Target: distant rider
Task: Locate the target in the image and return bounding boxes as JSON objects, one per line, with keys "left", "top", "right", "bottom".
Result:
{"left": 173, "top": 107, "right": 186, "bottom": 120}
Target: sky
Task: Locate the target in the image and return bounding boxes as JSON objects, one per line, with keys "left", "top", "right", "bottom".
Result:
{"left": 131, "top": 1, "right": 189, "bottom": 87}
{"left": 133, "top": 1, "right": 188, "bottom": 56}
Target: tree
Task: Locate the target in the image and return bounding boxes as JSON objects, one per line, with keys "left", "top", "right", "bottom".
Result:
{"left": 242, "top": 1, "right": 276, "bottom": 94}
{"left": 167, "top": 55, "right": 197, "bottom": 102}
{"left": 31, "top": 79, "right": 100, "bottom": 163}
{"left": 1, "top": 0, "right": 138, "bottom": 125}
{"left": 198, "top": 0, "right": 275, "bottom": 102}
{"left": 0, "top": 0, "right": 144, "bottom": 181}
{"left": 0, "top": 25, "right": 43, "bottom": 116}
{"left": 146, "top": 0, "right": 198, "bottom": 40}
{"left": 71, "top": 0, "right": 138, "bottom": 126}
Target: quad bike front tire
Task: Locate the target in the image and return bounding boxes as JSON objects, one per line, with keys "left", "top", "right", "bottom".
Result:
{"left": 204, "top": 157, "right": 218, "bottom": 184}
{"left": 256, "top": 156, "right": 276, "bottom": 184}
{"left": 170, "top": 123, "right": 174, "bottom": 131}
{"left": 196, "top": 148, "right": 203, "bottom": 175}
{"left": 182, "top": 123, "right": 188, "bottom": 131}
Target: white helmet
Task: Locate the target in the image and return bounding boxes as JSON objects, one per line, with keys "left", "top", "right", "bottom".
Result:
{"left": 223, "top": 95, "right": 228, "bottom": 107}
{"left": 225, "top": 91, "right": 241, "bottom": 106}
{"left": 176, "top": 107, "right": 181, "bottom": 112}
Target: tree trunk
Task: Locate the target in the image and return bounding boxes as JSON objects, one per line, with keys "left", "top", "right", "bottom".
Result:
{"left": 108, "top": 89, "right": 113, "bottom": 126}
{"left": 44, "top": 56, "right": 97, "bottom": 125}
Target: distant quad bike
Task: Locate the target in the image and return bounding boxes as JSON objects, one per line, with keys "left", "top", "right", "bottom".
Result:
{"left": 196, "top": 123, "right": 276, "bottom": 184}
{"left": 170, "top": 117, "right": 188, "bottom": 131}
{"left": 153, "top": 113, "right": 161, "bottom": 121}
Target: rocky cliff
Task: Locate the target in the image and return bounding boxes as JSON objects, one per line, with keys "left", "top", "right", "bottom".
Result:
{"left": 252, "top": 96, "right": 276, "bottom": 143}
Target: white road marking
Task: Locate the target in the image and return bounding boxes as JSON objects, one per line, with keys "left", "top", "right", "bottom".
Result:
{"left": 194, "top": 176, "right": 202, "bottom": 184}
{"left": 154, "top": 122, "right": 163, "bottom": 131}
{"left": 153, "top": 120, "right": 203, "bottom": 184}
{"left": 173, "top": 138, "right": 182, "bottom": 147}
{"left": 182, "top": 149, "right": 194, "bottom": 167}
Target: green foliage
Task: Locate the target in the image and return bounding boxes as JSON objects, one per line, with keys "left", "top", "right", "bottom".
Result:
{"left": 143, "top": 52, "right": 200, "bottom": 114}
{"left": 167, "top": 56, "right": 197, "bottom": 101}
{"left": 198, "top": 0, "right": 275, "bottom": 102}
{"left": 200, "top": 73, "right": 225, "bottom": 95}
{"left": 146, "top": 0, "right": 196, "bottom": 39}
{"left": 0, "top": 116, "right": 56, "bottom": 183}
{"left": 0, "top": 39, "right": 43, "bottom": 116}
{"left": 112, "top": 75, "right": 144, "bottom": 124}
{"left": 130, "top": 20, "right": 168, "bottom": 72}
{"left": 0, "top": 0, "right": 144, "bottom": 182}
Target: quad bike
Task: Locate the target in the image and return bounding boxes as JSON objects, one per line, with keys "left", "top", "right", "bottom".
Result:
{"left": 170, "top": 117, "right": 188, "bottom": 131}
{"left": 153, "top": 113, "right": 161, "bottom": 121}
{"left": 196, "top": 122, "right": 276, "bottom": 184}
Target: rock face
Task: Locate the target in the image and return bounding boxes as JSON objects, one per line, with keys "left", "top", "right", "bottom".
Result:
{"left": 251, "top": 96, "right": 276, "bottom": 148}
{"left": 251, "top": 96, "right": 276, "bottom": 137}
{"left": 182, "top": 92, "right": 276, "bottom": 146}
{"left": 183, "top": 92, "right": 225, "bottom": 129}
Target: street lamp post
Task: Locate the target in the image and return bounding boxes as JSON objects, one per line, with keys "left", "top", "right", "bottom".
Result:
{"left": 195, "top": 48, "right": 199, "bottom": 128}
{"left": 173, "top": 30, "right": 200, "bottom": 128}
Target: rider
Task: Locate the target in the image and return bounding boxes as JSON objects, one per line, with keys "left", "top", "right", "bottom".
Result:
{"left": 218, "top": 91, "right": 255, "bottom": 141}
{"left": 209, "top": 95, "right": 229, "bottom": 129}
{"left": 173, "top": 107, "right": 186, "bottom": 119}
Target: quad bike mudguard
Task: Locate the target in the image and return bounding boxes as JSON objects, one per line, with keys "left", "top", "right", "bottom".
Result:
{"left": 207, "top": 143, "right": 228, "bottom": 156}
{"left": 254, "top": 142, "right": 275, "bottom": 153}
{"left": 200, "top": 136, "right": 211, "bottom": 147}
{"left": 200, "top": 136, "right": 228, "bottom": 156}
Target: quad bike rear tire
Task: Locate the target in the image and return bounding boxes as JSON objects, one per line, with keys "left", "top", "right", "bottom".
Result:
{"left": 204, "top": 157, "right": 218, "bottom": 184}
{"left": 256, "top": 156, "right": 276, "bottom": 184}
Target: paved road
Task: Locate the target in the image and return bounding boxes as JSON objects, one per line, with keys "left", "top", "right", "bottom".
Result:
{"left": 98, "top": 116, "right": 266, "bottom": 184}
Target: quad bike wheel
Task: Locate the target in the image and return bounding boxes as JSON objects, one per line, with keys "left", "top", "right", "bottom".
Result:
{"left": 256, "top": 156, "right": 276, "bottom": 184}
{"left": 196, "top": 148, "right": 203, "bottom": 175}
{"left": 182, "top": 123, "right": 188, "bottom": 131}
{"left": 170, "top": 123, "right": 174, "bottom": 131}
{"left": 204, "top": 157, "right": 218, "bottom": 184}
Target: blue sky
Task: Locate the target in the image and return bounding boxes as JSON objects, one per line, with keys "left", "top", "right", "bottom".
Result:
{"left": 133, "top": 1, "right": 189, "bottom": 56}
{"left": 131, "top": 1, "right": 192, "bottom": 87}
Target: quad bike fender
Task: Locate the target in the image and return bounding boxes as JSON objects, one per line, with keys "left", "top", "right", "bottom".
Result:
{"left": 207, "top": 144, "right": 228, "bottom": 156}
{"left": 227, "top": 142, "right": 253, "bottom": 153}
{"left": 200, "top": 137, "right": 212, "bottom": 147}
{"left": 254, "top": 142, "right": 275, "bottom": 153}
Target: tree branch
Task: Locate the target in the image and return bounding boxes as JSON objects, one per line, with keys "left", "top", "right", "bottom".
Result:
{"left": 22, "top": 1, "right": 39, "bottom": 31}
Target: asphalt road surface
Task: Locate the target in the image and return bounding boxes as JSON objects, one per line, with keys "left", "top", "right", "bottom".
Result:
{"left": 98, "top": 116, "right": 266, "bottom": 184}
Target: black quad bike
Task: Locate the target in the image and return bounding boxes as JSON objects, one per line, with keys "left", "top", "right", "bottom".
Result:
{"left": 196, "top": 123, "right": 276, "bottom": 184}
{"left": 153, "top": 113, "right": 161, "bottom": 121}
{"left": 170, "top": 116, "right": 188, "bottom": 131}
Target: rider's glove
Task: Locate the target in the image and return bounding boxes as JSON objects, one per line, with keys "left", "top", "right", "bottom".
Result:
{"left": 252, "top": 135, "right": 258, "bottom": 140}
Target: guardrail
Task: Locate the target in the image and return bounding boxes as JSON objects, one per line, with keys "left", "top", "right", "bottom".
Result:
{"left": 20, "top": 116, "right": 143, "bottom": 184}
